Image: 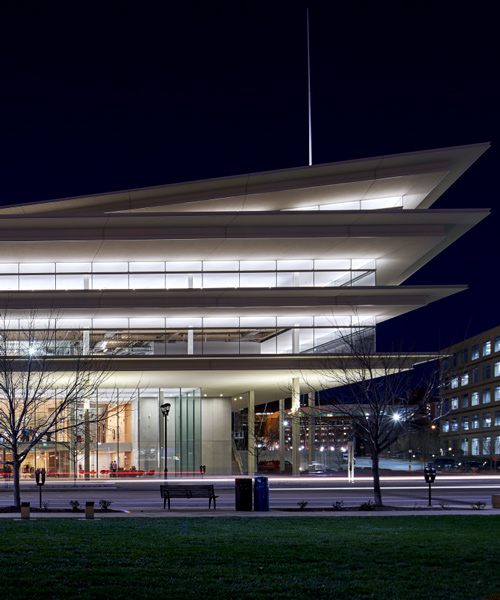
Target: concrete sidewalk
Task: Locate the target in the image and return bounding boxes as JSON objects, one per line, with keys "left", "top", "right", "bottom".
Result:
{"left": 2, "top": 507, "right": 500, "bottom": 518}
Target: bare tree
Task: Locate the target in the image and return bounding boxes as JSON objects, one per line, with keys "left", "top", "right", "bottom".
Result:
{"left": 301, "top": 325, "right": 443, "bottom": 506}
{"left": 0, "top": 314, "right": 116, "bottom": 508}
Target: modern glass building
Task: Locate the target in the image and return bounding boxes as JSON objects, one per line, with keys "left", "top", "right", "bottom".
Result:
{"left": 0, "top": 143, "right": 489, "bottom": 477}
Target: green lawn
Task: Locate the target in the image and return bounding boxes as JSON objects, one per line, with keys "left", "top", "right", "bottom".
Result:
{"left": 1, "top": 516, "right": 499, "bottom": 600}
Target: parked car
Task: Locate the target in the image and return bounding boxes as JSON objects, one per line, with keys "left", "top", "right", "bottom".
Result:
{"left": 258, "top": 460, "right": 292, "bottom": 473}
{"left": 427, "top": 457, "right": 457, "bottom": 470}
{"left": 456, "top": 459, "right": 489, "bottom": 472}
{"left": 301, "top": 462, "right": 339, "bottom": 476}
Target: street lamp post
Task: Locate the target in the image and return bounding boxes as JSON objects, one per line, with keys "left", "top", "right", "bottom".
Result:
{"left": 160, "top": 403, "right": 171, "bottom": 480}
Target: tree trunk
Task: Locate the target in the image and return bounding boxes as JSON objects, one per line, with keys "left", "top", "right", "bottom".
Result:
{"left": 371, "top": 449, "right": 383, "bottom": 506}
{"left": 13, "top": 459, "right": 21, "bottom": 510}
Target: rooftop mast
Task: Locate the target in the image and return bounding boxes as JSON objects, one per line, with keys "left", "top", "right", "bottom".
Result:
{"left": 307, "top": 8, "right": 312, "bottom": 166}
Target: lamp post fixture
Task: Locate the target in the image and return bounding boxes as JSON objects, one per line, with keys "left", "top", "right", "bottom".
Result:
{"left": 160, "top": 403, "right": 171, "bottom": 480}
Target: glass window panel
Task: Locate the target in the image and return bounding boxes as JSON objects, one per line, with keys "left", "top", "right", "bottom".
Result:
{"left": 165, "top": 261, "right": 201, "bottom": 272}
{"left": 495, "top": 337, "right": 500, "bottom": 353}
{"left": 471, "top": 392, "right": 480, "bottom": 406}
{"left": 451, "top": 419, "right": 458, "bottom": 432}
{"left": 55, "top": 274, "right": 86, "bottom": 290}
{"left": 92, "top": 318, "right": 128, "bottom": 328}
{"left": 276, "top": 329, "right": 293, "bottom": 354}
{"left": 0, "top": 264, "right": 18, "bottom": 273}
{"left": 472, "top": 415, "right": 479, "bottom": 429}
{"left": 56, "top": 263, "right": 91, "bottom": 273}
{"left": 93, "top": 274, "right": 128, "bottom": 289}
{"left": 352, "top": 259, "right": 376, "bottom": 270}
{"left": 19, "top": 263, "right": 55, "bottom": 273}
{"left": 240, "top": 316, "right": 276, "bottom": 327}
{"left": 202, "top": 273, "right": 239, "bottom": 288}
{"left": 166, "top": 274, "right": 190, "bottom": 288}
{"left": 129, "top": 318, "right": 165, "bottom": 328}
{"left": 166, "top": 317, "right": 202, "bottom": 328}
{"left": 203, "top": 261, "right": 239, "bottom": 272}
{"left": 240, "top": 272, "right": 276, "bottom": 287}
{"left": 442, "top": 420, "right": 449, "bottom": 433}
{"left": 461, "top": 394, "right": 469, "bottom": 408}
{"left": 471, "top": 438, "right": 479, "bottom": 455}
{"left": 483, "top": 340, "right": 491, "bottom": 356}
{"left": 129, "top": 262, "right": 165, "bottom": 272}
{"left": 451, "top": 377, "right": 459, "bottom": 389}
{"left": 277, "top": 316, "right": 313, "bottom": 327}
{"left": 130, "top": 274, "right": 165, "bottom": 289}
{"left": 483, "top": 437, "right": 491, "bottom": 455}
{"left": 314, "top": 316, "right": 351, "bottom": 327}
{"left": 203, "top": 317, "right": 239, "bottom": 328}
{"left": 451, "top": 397, "right": 459, "bottom": 410}
{"left": 496, "top": 387, "right": 500, "bottom": 401}
{"left": 495, "top": 362, "right": 500, "bottom": 377}
{"left": 462, "top": 417, "right": 469, "bottom": 430}
{"left": 483, "top": 413, "right": 491, "bottom": 427}
{"left": 298, "top": 328, "right": 315, "bottom": 352}
{"left": 277, "top": 260, "right": 313, "bottom": 271}
{"left": 93, "top": 262, "right": 128, "bottom": 272}
{"left": 352, "top": 271, "right": 376, "bottom": 286}
{"left": 240, "top": 261, "right": 276, "bottom": 271}
{"left": 314, "top": 271, "right": 346, "bottom": 287}
{"left": 57, "top": 318, "right": 91, "bottom": 328}
{"left": 495, "top": 412, "right": 500, "bottom": 427}
{"left": 471, "top": 344, "right": 479, "bottom": 360}
{"left": 0, "top": 275, "right": 19, "bottom": 290}
{"left": 19, "top": 275, "right": 55, "bottom": 290}
{"left": 461, "top": 373, "right": 469, "bottom": 386}
{"left": 314, "top": 259, "right": 350, "bottom": 270}
{"left": 329, "top": 271, "right": 352, "bottom": 286}
{"left": 277, "top": 272, "right": 294, "bottom": 287}
{"left": 483, "top": 389, "right": 491, "bottom": 404}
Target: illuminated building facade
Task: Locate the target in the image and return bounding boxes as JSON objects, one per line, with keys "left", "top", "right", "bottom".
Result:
{"left": 0, "top": 143, "right": 488, "bottom": 476}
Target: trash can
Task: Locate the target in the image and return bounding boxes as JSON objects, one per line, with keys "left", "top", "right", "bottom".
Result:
{"left": 85, "top": 501, "right": 95, "bottom": 520}
{"left": 254, "top": 476, "right": 269, "bottom": 512}
{"left": 235, "top": 478, "right": 253, "bottom": 511}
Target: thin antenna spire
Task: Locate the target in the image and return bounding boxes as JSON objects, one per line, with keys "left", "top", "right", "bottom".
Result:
{"left": 307, "top": 8, "right": 312, "bottom": 166}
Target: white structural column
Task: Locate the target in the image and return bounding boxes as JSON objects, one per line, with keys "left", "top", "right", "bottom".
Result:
{"left": 279, "top": 398, "right": 285, "bottom": 472}
{"left": 83, "top": 275, "right": 90, "bottom": 354}
{"left": 248, "top": 390, "right": 256, "bottom": 476}
{"left": 308, "top": 391, "right": 315, "bottom": 466}
{"left": 187, "top": 327, "right": 194, "bottom": 355}
{"left": 291, "top": 377, "right": 300, "bottom": 476}
{"left": 292, "top": 325, "right": 300, "bottom": 354}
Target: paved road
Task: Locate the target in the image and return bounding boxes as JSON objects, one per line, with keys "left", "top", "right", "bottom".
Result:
{"left": 2, "top": 474, "right": 499, "bottom": 511}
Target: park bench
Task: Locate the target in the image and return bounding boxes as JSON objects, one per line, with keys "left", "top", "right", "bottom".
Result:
{"left": 160, "top": 484, "right": 218, "bottom": 510}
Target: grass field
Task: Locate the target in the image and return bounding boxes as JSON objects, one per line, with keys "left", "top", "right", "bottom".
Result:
{"left": 1, "top": 516, "right": 499, "bottom": 599}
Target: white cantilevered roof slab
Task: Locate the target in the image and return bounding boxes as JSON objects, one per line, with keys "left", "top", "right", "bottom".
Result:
{"left": 0, "top": 208, "right": 488, "bottom": 285}
{"left": 0, "top": 285, "right": 467, "bottom": 325}
{"left": 34, "top": 354, "right": 438, "bottom": 405}
{"left": 0, "top": 143, "right": 489, "bottom": 216}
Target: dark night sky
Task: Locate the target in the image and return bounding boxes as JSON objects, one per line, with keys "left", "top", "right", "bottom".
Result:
{"left": 0, "top": 4, "right": 497, "bottom": 351}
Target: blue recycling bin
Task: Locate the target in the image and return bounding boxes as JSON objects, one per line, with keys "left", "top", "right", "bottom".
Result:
{"left": 254, "top": 476, "right": 269, "bottom": 511}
